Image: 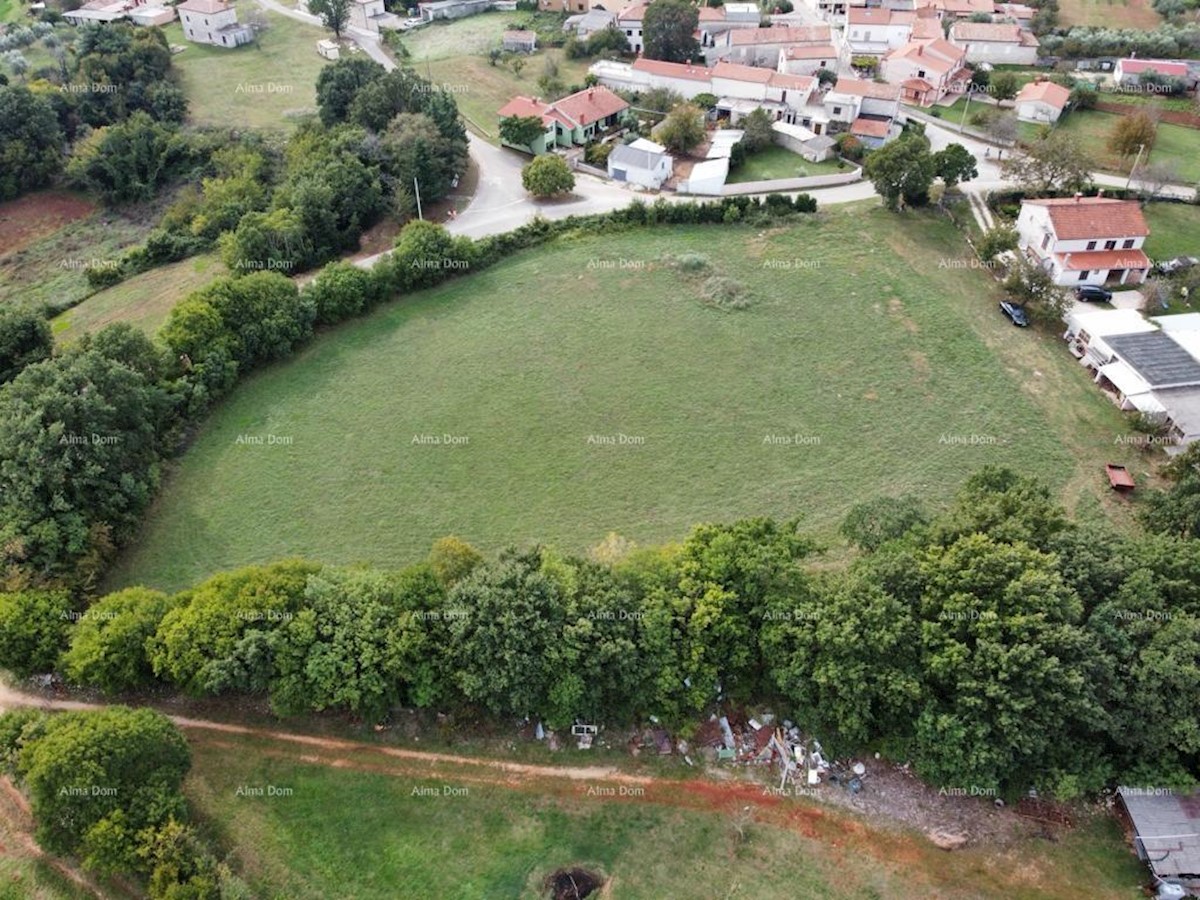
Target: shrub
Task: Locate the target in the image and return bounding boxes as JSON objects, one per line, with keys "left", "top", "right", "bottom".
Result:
{"left": 0, "top": 306, "right": 52, "bottom": 384}
{"left": 0, "top": 591, "right": 75, "bottom": 677}
{"left": 62, "top": 588, "right": 178, "bottom": 694}
{"left": 84, "top": 262, "right": 124, "bottom": 290}
{"left": 304, "top": 260, "right": 381, "bottom": 326}
{"left": 522, "top": 154, "right": 575, "bottom": 198}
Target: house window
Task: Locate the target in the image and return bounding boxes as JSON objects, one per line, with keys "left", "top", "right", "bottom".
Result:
{"left": 1041, "top": 233, "right": 1050, "bottom": 250}
{"left": 1122, "top": 239, "right": 1134, "bottom": 249}
{"left": 1104, "top": 240, "right": 1116, "bottom": 250}
{"left": 1078, "top": 270, "right": 1088, "bottom": 280}
{"left": 1086, "top": 241, "right": 1096, "bottom": 250}
{"left": 917, "top": 69, "right": 926, "bottom": 78}
{"left": 833, "top": 106, "right": 842, "bottom": 115}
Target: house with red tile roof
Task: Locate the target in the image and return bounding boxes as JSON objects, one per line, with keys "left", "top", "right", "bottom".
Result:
{"left": 844, "top": 7, "right": 915, "bottom": 56}
{"left": 1013, "top": 79, "right": 1070, "bottom": 123}
{"left": 1017, "top": 196, "right": 1151, "bottom": 286}
{"left": 717, "top": 24, "right": 835, "bottom": 66}
{"left": 948, "top": 21, "right": 1038, "bottom": 64}
{"left": 879, "top": 38, "right": 969, "bottom": 104}
{"left": 1114, "top": 57, "right": 1195, "bottom": 90}
{"left": 497, "top": 86, "right": 630, "bottom": 154}
{"left": 776, "top": 43, "right": 843, "bottom": 77}
{"left": 175, "top": 0, "right": 254, "bottom": 46}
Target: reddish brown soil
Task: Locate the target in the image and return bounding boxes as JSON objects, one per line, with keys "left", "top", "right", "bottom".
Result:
{"left": 0, "top": 192, "right": 96, "bottom": 257}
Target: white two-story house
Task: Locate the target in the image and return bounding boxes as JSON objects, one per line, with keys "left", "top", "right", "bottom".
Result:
{"left": 178, "top": 0, "right": 254, "bottom": 46}
{"left": 844, "top": 7, "right": 914, "bottom": 57}
{"left": 948, "top": 21, "right": 1039, "bottom": 64}
{"left": 879, "top": 38, "right": 968, "bottom": 105}
{"left": 1016, "top": 196, "right": 1151, "bottom": 286}
{"left": 718, "top": 24, "right": 833, "bottom": 65}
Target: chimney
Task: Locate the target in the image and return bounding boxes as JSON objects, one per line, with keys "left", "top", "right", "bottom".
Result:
{"left": 1097, "top": 188, "right": 1104, "bottom": 198}
{"left": 1074, "top": 192, "right": 1082, "bottom": 202}
{"left": 588, "top": 86, "right": 594, "bottom": 95}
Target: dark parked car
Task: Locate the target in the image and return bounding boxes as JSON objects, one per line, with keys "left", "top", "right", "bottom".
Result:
{"left": 1154, "top": 256, "right": 1199, "bottom": 276}
{"left": 999, "top": 301, "right": 1029, "bottom": 327}
{"left": 1075, "top": 285, "right": 1112, "bottom": 303}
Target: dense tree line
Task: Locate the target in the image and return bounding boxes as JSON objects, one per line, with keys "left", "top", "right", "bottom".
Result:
{"left": 2, "top": 468, "right": 1198, "bottom": 797}
{"left": 0, "top": 196, "right": 818, "bottom": 586}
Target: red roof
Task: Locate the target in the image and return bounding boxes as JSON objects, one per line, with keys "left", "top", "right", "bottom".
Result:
{"left": 730, "top": 24, "right": 831, "bottom": 44}
{"left": 831, "top": 77, "right": 901, "bottom": 100}
{"left": 617, "top": 1, "right": 648, "bottom": 20}
{"left": 851, "top": 117, "right": 891, "bottom": 138}
{"left": 550, "top": 85, "right": 629, "bottom": 126}
{"left": 950, "top": 21, "right": 1023, "bottom": 41}
{"left": 497, "top": 95, "right": 556, "bottom": 127}
{"left": 911, "top": 18, "right": 941, "bottom": 39}
{"left": 1015, "top": 79, "right": 1069, "bottom": 109}
{"left": 902, "top": 77, "right": 934, "bottom": 91}
{"left": 713, "top": 60, "right": 774, "bottom": 83}
{"left": 848, "top": 7, "right": 902, "bottom": 24}
{"left": 770, "top": 71, "right": 815, "bottom": 91}
{"left": 1024, "top": 197, "right": 1150, "bottom": 240}
{"left": 178, "top": 0, "right": 230, "bottom": 12}
{"left": 1119, "top": 58, "right": 1188, "bottom": 76}
{"left": 1054, "top": 249, "right": 1151, "bottom": 271}
{"left": 697, "top": 6, "right": 724, "bottom": 20}
{"left": 632, "top": 57, "right": 712, "bottom": 81}
{"left": 783, "top": 44, "right": 838, "bottom": 60}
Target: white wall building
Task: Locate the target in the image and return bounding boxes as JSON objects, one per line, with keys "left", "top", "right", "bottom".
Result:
{"left": 1017, "top": 196, "right": 1151, "bottom": 287}
{"left": 948, "top": 21, "right": 1039, "bottom": 64}
{"left": 177, "top": 0, "right": 254, "bottom": 47}
{"left": 607, "top": 138, "right": 673, "bottom": 188}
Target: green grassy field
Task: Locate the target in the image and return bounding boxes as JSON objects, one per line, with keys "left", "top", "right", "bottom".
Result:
{"left": 51, "top": 253, "right": 224, "bottom": 342}
{"left": 109, "top": 204, "right": 1144, "bottom": 592}
{"left": 1143, "top": 202, "right": 1200, "bottom": 262}
{"left": 165, "top": 8, "right": 329, "bottom": 131}
{"left": 1050, "top": 110, "right": 1200, "bottom": 182}
{"left": 184, "top": 729, "right": 1147, "bottom": 900}
{"left": 727, "top": 146, "right": 847, "bottom": 183}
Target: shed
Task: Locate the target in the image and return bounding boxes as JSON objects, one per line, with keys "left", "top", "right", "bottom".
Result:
{"left": 678, "top": 157, "right": 729, "bottom": 195}
{"left": 607, "top": 138, "right": 673, "bottom": 189}
{"left": 502, "top": 29, "right": 536, "bottom": 52}
{"left": 317, "top": 38, "right": 340, "bottom": 59}
{"left": 129, "top": 6, "right": 176, "bottom": 25}
{"left": 1118, "top": 788, "right": 1200, "bottom": 890}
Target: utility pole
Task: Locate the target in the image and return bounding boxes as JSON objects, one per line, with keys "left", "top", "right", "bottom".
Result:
{"left": 959, "top": 89, "right": 973, "bottom": 134}
{"left": 414, "top": 177, "right": 423, "bottom": 220}
{"left": 1125, "top": 142, "right": 1146, "bottom": 191}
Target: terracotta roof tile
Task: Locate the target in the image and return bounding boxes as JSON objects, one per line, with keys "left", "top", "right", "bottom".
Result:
{"left": 1025, "top": 197, "right": 1150, "bottom": 240}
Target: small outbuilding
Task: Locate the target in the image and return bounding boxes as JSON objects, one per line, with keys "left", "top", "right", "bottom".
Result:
{"left": 317, "top": 38, "right": 340, "bottom": 59}
{"left": 1118, "top": 787, "right": 1200, "bottom": 894}
{"left": 502, "top": 29, "right": 537, "bottom": 52}
{"left": 607, "top": 138, "right": 673, "bottom": 189}
{"left": 1014, "top": 79, "right": 1070, "bottom": 124}
{"left": 678, "top": 157, "right": 730, "bottom": 195}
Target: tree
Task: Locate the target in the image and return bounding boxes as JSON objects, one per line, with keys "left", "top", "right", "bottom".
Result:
{"left": 1001, "top": 131, "right": 1093, "bottom": 193}
{"left": 147, "top": 561, "right": 320, "bottom": 694}
{"left": 1002, "top": 254, "right": 1069, "bottom": 324}
{"left": 384, "top": 218, "right": 474, "bottom": 292}
{"left": 428, "top": 535, "right": 483, "bottom": 587}
{"left": 0, "top": 85, "right": 64, "bottom": 200}
{"left": 380, "top": 112, "right": 467, "bottom": 215}
{"left": 1134, "top": 158, "right": 1181, "bottom": 199}
{"left": 977, "top": 223, "right": 1018, "bottom": 261}
{"left": 447, "top": 548, "right": 566, "bottom": 717}
{"left": 642, "top": 0, "right": 700, "bottom": 62}
{"left": 639, "top": 86, "right": 683, "bottom": 115}
{"left": 932, "top": 142, "right": 978, "bottom": 192}
{"left": 984, "top": 110, "right": 1019, "bottom": 145}
{"left": 989, "top": 71, "right": 1019, "bottom": 100}
{"left": 814, "top": 67, "right": 837, "bottom": 87}
{"left": 310, "top": 0, "right": 351, "bottom": 38}
{"left": 692, "top": 91, "right": 718, "bottom": 110}
{"left": 655, "top": 102, "right": 704, "bottom": 154}
{"left": 499, "top": 114, "right": 548, "bottom": 151}
{"left": 66, "top": 112, "right": 189, "bottom": 204}
{"left": 863, "top": 135, "right": 935, "bottom": 210}
{"left": 16, "top": 707, "right": 190, "bottom": 874}
{"left": 61, "top": 588, "right": 177, "bottom": 694}
{"left": 0, "top": 590, "right": 74, "bottom": 677}
{"left": 739, "top": 107, "right": 775, "bottom": 154}
{"left": 1140, "top": 442, "right": 1200, "bottom": 539}
{"left": 219, "top": 207, "right": 313, "bottom": 275}
{"left": 270, "top": 568, "right": 409, "bottom": 719}
{"left": 521, "top": 154, "right": 575, "bottom": 198}
{"left": 933, "top": 466, "right": 1069, "bottom": 551}
{"left": 315, "top": 57, "right": 385, "bottom": 126}
{"left": 1108, "top": 109, "right": 1157, "bottom": 159}
{"left": 303, "top": 259, "right": 381, "bottom": 325}
{"left": 0, "top": 349, "right": 174, "bottom": 579}
{"left": 913, "top": 534, "right": 1099, "bottom": 793}
{"left": 0, "top": 306, "right": 52, "bottom": 384}
{"left": 840, "top": 496, "right": 928, "bottom": 552}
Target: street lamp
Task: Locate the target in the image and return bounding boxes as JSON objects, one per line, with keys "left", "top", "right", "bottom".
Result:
{"left": 1125, "top": 142, "right": 1146, "bottom": 191}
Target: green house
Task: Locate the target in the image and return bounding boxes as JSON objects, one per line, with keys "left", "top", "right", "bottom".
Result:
{"left": 498, "top": 86, "right": 631, "bottom": 155}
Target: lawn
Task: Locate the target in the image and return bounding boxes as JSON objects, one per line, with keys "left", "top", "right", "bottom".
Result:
{"left": 1142, "top": 202, "right": 1200, "bottom": 262}
{"left": 51, "top": 252, "right": 224, "bottom": 343}
{"left": 164, "top": 7, "right": 330, "bottom": 131}
{"left": 108, "top": 204, "right": 1143, "bottom": 592}
{"left": 1052, "top": 109, "right": 1200, "bottom": 183}
{"left": 726, "top": 145, "right": 848, "bottom": 183}
{"left": 182, "top": 726, "right": 1148, "bottom": 900}
{"left": 1057, "top": 0, "right": 1160, "bottom": 28}
{"left": 397, "top": 10, "right": 524, "bottom": 59}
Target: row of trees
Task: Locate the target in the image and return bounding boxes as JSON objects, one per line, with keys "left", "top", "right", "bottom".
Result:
{"left": 0, "top": 195, "right": 819, "bottom": 587}
{"left": 7, "top": 466, "right": 1200, "bottom": 795}
{"left": 0, "top": 706, "right": 243, "bottom": 898}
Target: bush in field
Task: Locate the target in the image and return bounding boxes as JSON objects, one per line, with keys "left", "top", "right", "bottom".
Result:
{"left": 0, "top": 306, "right": 52, "bottom": 384}
{"left": 304, "top": 260, "right": 382, "bottom": 325}
{"left": 0, "top": 590, "right": 74, "bottom": 677}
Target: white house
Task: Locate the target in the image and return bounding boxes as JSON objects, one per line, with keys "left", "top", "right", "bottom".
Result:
{"left": 607, "top": 138, "right": 673, "bottom": 188}
{"left": 994, "top": 2, "right": 1035, "bottom": 28}
{"left": 711, "top": 61, "right": 816, "bottom": 124}
{"left": 717, "top": 24, "right": 832, "bottom": 65}
{"left": 777, "top": 43, "right": 842, "bottom": 77}
{"left": 844, "top": 7, "right": 914, "bottom": 57}
{"left": 349, "top": 0, "right": 390, "bottom": 33}
{"left": 502, "top": 29, "right": 537, "bottom": 51}
{"left": 820, "top": 77, "right": 903, "bottom": 145}
{"left": 948, "top": 21, "right": 1038, "bottom": 64}
{"left": 616, "top": 2, "right": 648, "bottom": 53}
{"left": 563, "top": 8, "right": 617, "bottom": 38}
{"left": 1017, "top": 196, "right": 1151, "bottom": 287}
{"left": 1113, "top": 57, "right": 1194, "bottom": 90}
{"left": 1013, "top": 79, "right": 1069, "bottom": 123}
{"left": 879, "top": 38, "right": 968, "bottom": 105}
{"left": 177, "top": 0, "right": 254, "bottom": 47}
{"left": 920, "top": 0, "right": 996, "bottom": 20}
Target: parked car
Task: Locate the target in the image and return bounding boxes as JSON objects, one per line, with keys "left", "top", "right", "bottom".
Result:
{"left": 1154, "top": 256, "right": 1199, "bottom": 276}
{"left": 1075, "top": 284, "right": 1112, "bottom": 303}
{"left": 999, "top": 301, "right": 1029, "bottom": 327}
